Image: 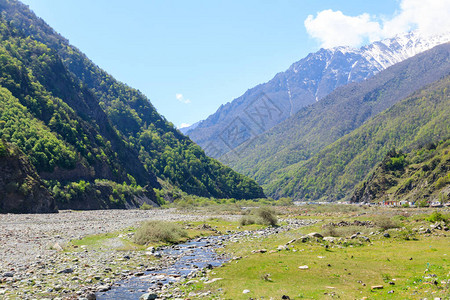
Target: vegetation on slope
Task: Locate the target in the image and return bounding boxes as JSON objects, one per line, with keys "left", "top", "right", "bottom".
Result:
{"left": 222, "top": 43, "right": 450, "bottom": 189}
{"left": 0, "top": 0, "right": 264, "bottom": 211}
{"left": 267, "top": 75, "right": 450, "bottom": 200}
{"left": 0, "top": 16, "right": 160, "bottom": 209}
{"left": 352, "top": 139, "right": 450, "bottom": 204}
{"left": 0, "top": 140, "right": 56, "bottom": 213}
{"left": 0, "top": 0, "right": 264, "bottom": 201}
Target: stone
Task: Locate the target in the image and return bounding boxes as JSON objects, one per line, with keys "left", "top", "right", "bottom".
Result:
{"left": 277, "top": 245, "right": 288, "bottom": 251}
{"left": 2, "top": 272, "right": 14, "bottom": 278}
{"left": 243, "top": 289, "right": 250, "bottom": 294}
{"left": 204, "top": 278, "right": 223, "bottom": 284}
{"left": 361, "top": 236, "right": 370, "bottom": 242}
{"left": 86, "top": 292, "right": 96, "bottom": 300}
{"left": 307, "top": 232, "right": 323, "bottom": 238}
{"left": 323, "top": 237, "right": 335, "bottom": 243}
{"left": 282, "top": 295, "right": 291, "bottom": 299}
{"left": 350, "top": 233, "right": 359, "bottom": 239}
{"left": 139, "top": 293, "right": 158, "bottom": 300}
{"left": 298, "top": 265, "right": 309, "bottom": 270}
{"left": 96, "top": 285, "right": 111, "bottom": 292}
{"left": 383, "top": 233, "right": 390, "bottom": 238}
{"left": 52, "top": 243, "right": 64, "bottom": 251}
{"left": 371, "top": 285, "right": 383, "bottom": 290}
{"left": 57, "top": 268, "right": 73, "bottom": 274}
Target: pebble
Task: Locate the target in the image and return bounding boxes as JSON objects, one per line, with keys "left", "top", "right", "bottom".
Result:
{"left": 298, "top": 265, "right": 309, "bottom": 270}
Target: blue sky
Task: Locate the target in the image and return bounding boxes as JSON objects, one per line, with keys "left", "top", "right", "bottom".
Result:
{"left": 19, "top": 0, "right": 442, "bottom": 128}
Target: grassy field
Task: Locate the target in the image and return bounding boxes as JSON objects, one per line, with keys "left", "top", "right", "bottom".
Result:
{"left": 175, "top": 207, "right": 450, "bottom": 299}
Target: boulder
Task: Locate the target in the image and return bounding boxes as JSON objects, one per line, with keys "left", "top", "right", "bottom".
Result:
{"left": 139, "top": 293, "right": 158, "bottom": 300}
{"left": 307, "top": 232, "right": 323, "bottom": 238}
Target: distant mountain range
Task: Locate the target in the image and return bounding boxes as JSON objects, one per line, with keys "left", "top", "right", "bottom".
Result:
{"left": 184, "top": 31, "right": 450, "bottom": 158}
{"left": 223, "top": 43, "right": 450, "bottom": 201}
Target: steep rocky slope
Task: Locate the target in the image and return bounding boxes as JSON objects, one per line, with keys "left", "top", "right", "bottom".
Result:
{"left": 0, "top": 140, "right": 56, "bottom": 213}
{"left": 351, "top": 140, "right": 450, "bottom": 205}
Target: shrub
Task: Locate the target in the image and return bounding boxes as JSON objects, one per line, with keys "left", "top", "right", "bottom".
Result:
{"left": 426, "top": 211, "right": 447, "bottom": 223}
{"left": 374, "top": 215, "right": 400, "bottom": 231}
{"left": 239, "top": 207, "right": 278, "bottom": 226}
{"left": 254, "top": 207, "right": 278, "bottom": 226}
{"left": 133, "top": 221, "right": 188, "bottom": 245}
{"left": 239, "top": 215, "right": 257, "bottom": 226}
{"left": 0, "top": 141, "right": 7, "bottom": 157}
{"left": 277, "top": 197, "right": 293, "bottom": 206}
{"left": 435, "top": 177, "right": 448, "bottom": 189}
{"left": 140, "top": 203, "right": 154, "bottom": 210}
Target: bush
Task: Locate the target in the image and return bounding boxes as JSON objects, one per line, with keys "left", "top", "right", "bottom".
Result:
{"left": 254, "top": 207, "right": 278, "bottom": 226}
{"left": 426, "top": 211, "right": 447, "bottom": 223}
{"left": 133, "top": 221, "right": 188, "bottom": 245}
{"left": 0, "top": 141, "right": 7, "bottom": 157}
{"left": 239, "top": 215, "right": 257, "bottom": 226}
{"left": 374, "top": 215, "right": 400, "bottom": 231}
{"left": 239, "top": 207, "right": 278, "bottom": 226}
{"left": 140, "top": 203, "right": 154, "bottom": 210}
{"left": 277, "top": 197, "right": 293, "bottom": 206}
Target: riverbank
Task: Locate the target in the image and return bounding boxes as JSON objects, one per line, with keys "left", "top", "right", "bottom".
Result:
{"left": 0, "top": 209, "right": 238, "bottom": 299}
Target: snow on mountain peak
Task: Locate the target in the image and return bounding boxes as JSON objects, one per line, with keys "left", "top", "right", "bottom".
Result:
{"left": 360, "top": 31, "right": 450, "bottom": 70}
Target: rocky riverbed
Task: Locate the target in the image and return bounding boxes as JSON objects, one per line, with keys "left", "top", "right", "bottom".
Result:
{"left": 0, "top": 209, "right": 233, "bottom": 299}
{"left": 0, "top": 209, "right": 316, "bottom": 299}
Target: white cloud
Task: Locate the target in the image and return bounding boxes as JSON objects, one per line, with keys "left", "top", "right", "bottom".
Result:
{"left": 176, "top": 93, "right": 191, "bottom": 104}
{"left": 179, "top": 123, "right": 191, "bottom": 129}
{"left": 382, "top": 0, "right": 450, "bottom": 37}
{"left": 305, "top": 0, "right": 450, "bottom": 48}
{"left": 304, "top": 10, "right": 381, "bottom": 48}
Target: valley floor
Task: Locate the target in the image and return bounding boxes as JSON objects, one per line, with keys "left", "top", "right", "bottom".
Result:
{"left": 0, "top": 209, "right": 237, "bottom": 299}
{"left": 0, "top": 205, "right": 449, "bottom": 299}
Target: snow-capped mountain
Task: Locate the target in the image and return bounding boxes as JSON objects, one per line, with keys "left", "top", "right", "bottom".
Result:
{"left": 184, "top": 31, "right": 450, "bottom": 158}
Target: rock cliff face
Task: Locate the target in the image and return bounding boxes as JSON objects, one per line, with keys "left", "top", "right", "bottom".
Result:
{"left": 0, "top": 142, "right": 56, "bottom": 213}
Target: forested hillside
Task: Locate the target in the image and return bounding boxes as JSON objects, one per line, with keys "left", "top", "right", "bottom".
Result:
{"left": 0, "top": 140, "right": 56, "bottom": 213}
{"left": 351, "top": 140, "right": 450, "bottom": 205}
{"left": 223, "top": 43, "right": 450, "bottom": 189}
{"left": 267, "top": 75, "right": 450, "bottom": 200}
{"left": 0, "top": 0, "right": 264, "bottom": 212}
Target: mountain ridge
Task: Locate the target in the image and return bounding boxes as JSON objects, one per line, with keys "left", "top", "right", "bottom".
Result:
{"left": 184, "top": 31, "right": 450, "bottom": 158}
{"left": 0, "top": 0, "right": 265, "bottom": 212}
{"left": 223, "top": 42, "right": 450, "bottom": 189}
{"left": 266, "top": 73, "right": 450, "bottom": 200}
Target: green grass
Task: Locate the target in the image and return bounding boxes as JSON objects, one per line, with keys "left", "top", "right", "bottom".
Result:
{"left": 176, "top": 209, "right": 450, "bottom": 300}
{"left": 191, "top": 236, "right": 449, "bottom": 299}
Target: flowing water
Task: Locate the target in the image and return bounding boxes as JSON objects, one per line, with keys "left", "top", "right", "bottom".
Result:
{"left": 97, "top": 235, "right": 229, "bottom": 299}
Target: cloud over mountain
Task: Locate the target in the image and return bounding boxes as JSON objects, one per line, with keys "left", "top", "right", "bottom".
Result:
{"left": 305, "top": 0, "right": 450, "bottom": 48}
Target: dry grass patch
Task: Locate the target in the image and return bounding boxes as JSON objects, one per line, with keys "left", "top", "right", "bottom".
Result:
{"left": 133, "top": 221, "right": 188, "bottom": 245}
